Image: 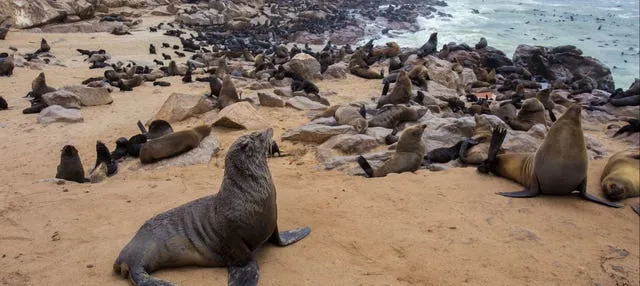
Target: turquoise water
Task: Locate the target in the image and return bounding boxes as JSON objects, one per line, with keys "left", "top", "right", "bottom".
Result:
{"left": 364, "top": 0, "right": 640, "bottom": 89}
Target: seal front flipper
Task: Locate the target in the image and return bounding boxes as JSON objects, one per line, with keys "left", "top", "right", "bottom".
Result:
{"left": 228, "top": 260, "right": 259, "bottom": 286}
{"left": 268, "top": 226, "right": 311, "bottom": 246}
{"left": 357, "top": 155, "right": 374, "bottom": 178}
{"left": 548, "top": 109, "right": 557, "bottom": 122}
{"left": 632, "top": 205, "right": 640, "bottom": 216}
{"left": 497, "top": 188, "right": 539, "bottom": 198}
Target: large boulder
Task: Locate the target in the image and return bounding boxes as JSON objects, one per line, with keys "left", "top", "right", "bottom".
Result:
{"left": 475, "top": 46, "right": 513, "bottom": 69}
{"left": 284, "top": 53, "right": 322, "bottom": 81}
{"left": 37, "top": 105, "right": 83, "bottom": 125}
{"left": 34, "top": 21, "right": 125, "bottom": 33}
{"left": 42, "top": 90, "right": 81, "bottom": 109}
{"left": 323, "top": 62, "right": 348, "bottom": 80}
{"left": 426, "top": 80, "right": 458, "bottom": 99}
{"left": 282, "top": 124, "right": 355, "bottom": 144}
{"left": 286, "top": 96, "right": 327, "bottom": 110}
{"left": 149, "top": 93, "right": 214, "bottom": 124}
{"left": 424, "top": 56, "right": 461, "bottom": 90}
{"left": 209, "top": 101, "right": 268, "bottom": 130}
{"left": 512, "top": 44, "right": 614, "bottom": 91}
{"left": 59, "top": 85, "right": 112, "bottom": 106}
{"left": 258, "top": 92, "right": 285, "bottom": 107}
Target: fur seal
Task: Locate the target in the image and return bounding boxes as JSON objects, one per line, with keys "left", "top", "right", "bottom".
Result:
{"left": 479, "top": 105, "right": 622, "bottom": 208}
{"left": 139, "top": 125, "right": 211, "bottom": 164}
{"left": 153, "top": 81, "right": 171, "bottom": 87}
{"left": 0, "top": 96, "right": 7, "bottom": 110}
{"left": 0, "top": 53, "right": 14, "bottom": 76}
{"left": 613, "top": 119, "right": 640, "bottom": 137}
{"left": 424, "top": 138, "right": 478, "bottom": 164}
{"left": 218, "top": 75, "right": 240, "bottom": 109}
{"left": 23, "top": 72, "right": 56, "bottom": 114}
{"left": 127, "top": 134, "right": 147, "bottom": 157}
{"left": 315, "top": 105, "right": 368, "bottom": 134}
{"left": 370, "top": 42, "right": 401, "bottom": 58}
{"left": 291, "top": 79, "right": 319, "bottom": 94}
{"left": 113, "top": 128, "right": 310, "bottom": 285}
{"left": 368, "top": 105, "right": 426, "bottom": 129}
{"left": 600, "top": 149, "right": 640, "bottom": 201}
{"left": 357, "top": 124, "right": 427, "bottom": 177}
{"left": 535, "top": 88, "right": 556, "bottom": 122}
{"left": 35, "top": 38, "right": 51, "bottom": 54}
{"left": 460, "top": 114, "right": 493, "bottom": 165}
{"left": 418, "top": 32, "right": 438, "bottom": 57}
{"left": 147, "top": 120, "right": 174, "bottom": 140}
{"left": 377, "top": 71, "right": 412, "bottom": 108}
{"left": 111, "top": 137, "right": 129, "bottom": 160}
{"left": 348, "top": 49, "right": 383, "bottom": 79}
{"left": 408, "top": 65, "right": 429, "bottom": 89}
{"left": 0, "top": 22, "right": 9, "bottom": 40}
{"left": 92, "top": 141, "right": 118, "bottom": 177}
{"left": 506, "top": 98, "right": 547, "bottom": 131}
{"left": 56, "top": 145, "right": 89, "bottom": 183}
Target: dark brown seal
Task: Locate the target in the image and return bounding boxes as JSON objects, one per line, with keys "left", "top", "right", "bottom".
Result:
{"left": 0, "top": 54, "right": 14, "bottom": 76}
{"left": 23, "top": 72, "right": 56, "bottom": 114}
{"left": 139, "top": 125, "right": 211, "bottom": 164}
{"left": 601, "top": 149, "right": 640, "bottom": 201}
{"left": 357, "top": 124, "right": 427, "bottom": 177}
{"left": 479, "top": 105, "right": 621, "bottom": 208}
{"left": 368, "top": 105, "right": 426, "bottom": 129}
{"left": 55, "top": 145, "right": 88, "bottom": 183}
{"left": 113, "top": 128, "right": 310, "bottom": 285}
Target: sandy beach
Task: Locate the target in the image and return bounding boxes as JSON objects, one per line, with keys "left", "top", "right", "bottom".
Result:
{"left": 0, "top": 16, "right": 639, "bottom": 286}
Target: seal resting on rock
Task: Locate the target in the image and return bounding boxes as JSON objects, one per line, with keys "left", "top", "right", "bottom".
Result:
{"left": 139, "top": 125, "right": 211, "bottom": 164}
{"left": 55, "top": 145, "right": 89, "bottom": 183}
{"left": 601, "top": 149, "right": 640, "bottom": 202}
{"left": 506, "top": 98, "right": 547, "bottom": 131}
{"left": 460, "top": 115, "right": 494, "bottom": 165}
{"left": 113, "top": 128, "right": 311, "bottom": 285}
{"left": 314, "top": 104, "right": 368, "bottom": 134}
{"left": 368, "top": 105, "right": 426, "bottom": 129}
{"left": 23, "top": 72, "right": 56, "bottom": 114}
{"left": 357, "top": 124, "right": 427, "bottom": 177}
{"left": 377, "top": 70, "right": 412, "bottom": 108}
{"left": 478, "top": 105, "right": 622, "bottom": 208}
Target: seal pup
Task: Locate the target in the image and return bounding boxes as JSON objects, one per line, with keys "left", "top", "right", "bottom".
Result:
{"left": 218, "top": 75, "right": 240, "bottom": 109}
{"left": 56, "top": 145, "right": 89, "bottom": 183}
{"left": 139, "top": 125, "right": 211, "bottom": 164}
{"left": 92, "top": 141, "right": 118, "bottom": 177}
{"left": 425, "top": 139, "right": 479, "bottom": 164}
{"left": 35, "top": 38, "right": 51, "bottom": 54}
{"left": 612, "top": 119, "right": 640, "bottom": 137}
{"left": 479, "top": 105, "right": 622, "bottom": 208}
{"left": 460, "top": 114, "right": 494, "bottom": 165}
{"left": 0, "top": 53, "right": 14, "bottom": 76}
{"left": 113, "top": 128, "right": 311, "bottom": 285}
{"left": 376, "top": 71, "right": 412, "bottom": 108}
{"left": 149, "top": 44, "right": 156, "bottom": 55}
{"left": 535, "top": 88, "right": 556, "bottom": 122}
{"left": 506, "top": 98, "right": 547, "bottom": 131}
{"left": 111, "top": 137, "right": 129, "bottom": 160}
{"left": 291, "top": 79, "right": 319, "bottom": 94}
{"left": 357, "top": 124, "right": 427, "bottom": 177}
{"left": 600, "top": 149, "right": 640, "bottom": 201}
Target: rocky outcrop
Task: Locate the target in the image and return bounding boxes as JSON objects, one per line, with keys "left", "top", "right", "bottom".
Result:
{"left": 149, "top": 93, "right": 214, "bottom": 124}
{"left": 282, "top": 124, "right": 355, "bottom": 144}
{"left": 284, "top": 53, "right": 322, "bottom": 81}
{"left": 42, "top": 90, "right": 81, "bottom": 109}
{"left": 210, "top": 101, "right": 268, "bottom": 130}
{"left": 59, "top": 85, "right": 112, "bottom": 106}
{"left": 37, "top": 105, "right": 83, "bottom": 125}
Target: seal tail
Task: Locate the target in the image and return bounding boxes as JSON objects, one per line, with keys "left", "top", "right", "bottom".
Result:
{"left": 478, "top": 127, "right": 507, "bottom": 174}
{"left": 356, "top": 155, "right": 374, "bottom": 178}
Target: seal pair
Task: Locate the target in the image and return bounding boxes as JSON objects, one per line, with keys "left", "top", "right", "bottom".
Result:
{"left": 479, "top": 104, "right": 621, "bottom": 208}
{"left": 114, "top": 128, "right": 311, "bottom": 285}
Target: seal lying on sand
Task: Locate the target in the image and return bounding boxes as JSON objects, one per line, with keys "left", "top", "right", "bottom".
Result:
{"left": 478, "top": 105, "right": 621, "bottom": 208}
{"left": 114, "top": 128, "right": 311, "bottom": 285}
{"left": 600, "top": 149, "right": 640, "bottom": 202}
{"left": 139, "top": 125, "right": 211, "bottom": 164}
{"left": 55, "top": 145, "right": 89, "bottom": 183}
{"left": 357, "top": 124, "right": 427, "bottom": 177}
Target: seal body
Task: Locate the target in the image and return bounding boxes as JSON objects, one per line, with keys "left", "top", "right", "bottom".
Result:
{"left": 358, "top": 124, "right": 427, "bottom": 177}
{"left": 218, "top": 75, "right": 240, "bottom": 109}
{"left": 55, "top": 145, "right": 87, "bottom": 183}
{"left": 139, "top": 125, "right": 211, "bottom": 164}
{"left": 601, "top": 149, "right": 640, "bottom": 201}
{"left": 377, "top": 70, "right": 412, "bottom": 108}
{"left": 368, "top": 105, "right": 426, "bottom": 129}
{"left": 335, "top": 105, "right": 367, "bottom": 133}
{"left": 507, "top": 98, "right": 547, "bottom": 131}
{"left": 114, "top": 128, "right": 311, "bottom": 286}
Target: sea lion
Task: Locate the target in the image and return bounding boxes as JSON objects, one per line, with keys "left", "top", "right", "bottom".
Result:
{"left": 147, "top": 120, "right": 174, "bottom": 140}
{"left": 0, "top": 96, "right": 7, "bottom": 110}
{"left": 218, "top": 75, "right": 240, "bottom": 109}
{"left": 23, "top": 72, "right": 56, "bottom": 114}
{"left": 139, "top": 125, "right": 211, "bottom": 164}
{"left": 424, "top": 138, "right": 478, "bottom": 164}
{"left": 92, "top": 141, "right": 118, "bottom": 177}
{"left": 377, "top": 71, "right": 412, "bottom": 108}
{"left": 127, "top": 134, "right": 147, "bottom": 157}
{"left": 35, "top": 38, "right": 51, "bottom": 54}
{"left": 535, "top": 88, "right": 556, "bottom": 122}
{"left": 357, "top": 124, "right": 427, "bottom": 177}
{"left": 113, "top": 128, "right": 310, "bottom": 285}
{"left": 0, "top": 53, "right": 14, "bottom": 76}
{"left": 506, "top": 98, "right": 547, "bottom": 131}
{"left": 600, "top": 149, "right": 640, "bottom": 201}
{"left": 460, "top": 114, "right": 493, "bottom": 165}
{"left": 111, "top": 137, "right": 129, "bottom": 160}
{"left": 418, "top": 32, "right": 437, "bottom": 57}
{"left": 478, "top": 105, "right": 622, "bottom": 208}
{"left": 368, "top": 105, "right": 426, "bottom": 129}
{"left": 319, "top": 105, "right": 368, "bottom": 134}
{"left": 55, "top": 145, "right": 88, "bottom": 183}
{"left": 613, "top": 119, "right": 640, "bottom": 137}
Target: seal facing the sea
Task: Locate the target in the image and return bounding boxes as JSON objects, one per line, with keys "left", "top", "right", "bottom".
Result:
{"left": 139, "top": 125, "right": 211, "bottom": 164}
{"left": 357, "top": 124, "right": 427, "bottom": 177}
{"left": 55, "top": 145, "right": 88, "bottom": 183}
{"left": 478, "top": 105, "right": 621, "bottom": 208}
{"left": 113, "top": 128, "right": 311, "bottom": 285}
{"left": 601, "top": 149, "right": 640, "bottom": 201}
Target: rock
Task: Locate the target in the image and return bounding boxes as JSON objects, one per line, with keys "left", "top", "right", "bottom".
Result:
{"left": 476, "top": 46, "right": 513, "bottom": 69}
{"left": 508, "top": 226, "right": 539, "bottom": 242}
{"left": 600, "top": 104, "right": 639, "bottom": 119}
{"left": 424, "top": 56, "right": 461, "bottom": 89}
{"left": 282, "top": 124, "right": 354, "bottom": 144}
{"left": 460, "top": 68, "right": 477, "bottom": 86}
{"left": 59, "top": 85, "right": 112, "bottom": 106}
{"left": 310, "top": 116, "right": 337, "bottom": 126}
{"left": 33, "top": 21, "right": 125, "bottom": 33}
{"left": 258, "top": 92, "right": 285, "bottom": 107}
{"left": 149, "top": 93, "right": 214, "bottom": 124}
{"left": 366, "top": 127, "right": 394, "bottom": 143}
{"left": 286, "top": 96, "right": 327, "bottom": 110}
{"left": 322, "top": 151, "right": 393, "bottom": 171}
{"left": 297, "top": 10, "right": 327, "bottom": 21}
{"left": 42, "top": 90, "right": 81, "bottom": 109}
{"left": 427, "top": 80, "right": 458, "bottom": 99}
{"left": 248, "top": 81, "right": 272, "bottom": 90}
{"left": 274, "top": 88, "right": 293, "bottom": 98}
{"left": 512, "top": 44, "right": 614, "bottom": 91}
{"left": 328, "top": 25, "right": 365, "bottom": 45}
{"left": 269, "top": 78, "right": 293, "bottom": 87}
{"left": 135, "top": 134, "right": 221, "bottom": 170}
{"left": 284, "top": 53, "right": 322, "bottom": 81}
{"left": 316, "top": 134, "right": 380, "bottom": 164}
{"left": 37, "top": 105, "right": 83, "bottom": 125}
{"left": 210, "top": 101, "right": 267, "bottom": 130}
{"left": 419, "top": 113, "right": 507, "bottom": 152}
{"left": 323, "top": 62, "right": 348, "bottom": 79}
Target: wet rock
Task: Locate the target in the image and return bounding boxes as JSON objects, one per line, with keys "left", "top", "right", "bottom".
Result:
{"left": 210, "top": 101, "right": 267, "bottom": 130}
{"left": 37, "top": 105, "right": 83, "bottom": 125}
{"left": 282, "top": 124, "right": 354, "bottom": 144}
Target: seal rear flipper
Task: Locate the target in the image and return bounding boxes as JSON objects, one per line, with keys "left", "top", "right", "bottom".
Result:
{"left": 228, "top": 260, "right": 259, "bottom": 286}
{"left": 581, "top": 192, "right": 623, "bottom": 208}
{"left": 128, "top": 265, "right": 176, "bottom": 286}
{"left": 632, "top": 205, "right": 640, "bottom": 215}
{"left": 356, "top": 155, "right": 374, "bottom": 178}
{"left": 497, "top": 188, "right": 539, "bottom": 198}
{"left": 268, "top": 226, "right": 311, "bottom": 246}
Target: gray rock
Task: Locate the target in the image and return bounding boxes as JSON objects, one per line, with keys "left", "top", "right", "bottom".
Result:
{"left": 283, "top": 53, "right": 322, "bottom": 81}
{"left": 248, "top": 81, "right": 273, "bottom": 90}
{"left": 286, "top": 96, "right": 328, "bottom": 110}
{"left": 321, "top": 151, "right": 393, "bottom": 170}
{"left": 274, "top": 88, "right": 293, "bottom": 97}
{"left": 42, "top": 90, "right": 81, "bottom": 109}
{"left": 282, "top": 124, "right": 354, "bottom": 144}
{"left": 60, "top": 85, "right": 113, "bottom": 106}
{"left": 310, "top": 116, "right": 337, "bottom": 126}
{"left": 460, "top": 68, "right": 477, "bottom": 86}
{"left": 134, "top": 135, "right": 221, "bottom": 169}
{"left": 209, "top": 102, "right": 268, "bottom": 130}
{"left": 258, "top": 92, "right": 285, "bottom": 107}
{"left": 149, "top": 93, "right": 214, "bottom": 124}
{"left": 323, "top": 63, "right": 348, "bottom": 79}
{"left": 318, "top": 134, "right": 379, "bottom": 155}
{"left": 600, "top": 104, "right": 639, "bottom": 119}
{"left": 269, "top": 78, "right": 293, "bottom": 87}
{"left": 37, "top": 105, "right": 83, "bottom": 125}
{"left": 427, "top": 80, "right": 458, "bottom": 99}
{"left": 424, "top": 55, "right": 461, "bottom": 90}
{"left": 366, "top": 127, "right": 394, "bottom": 143}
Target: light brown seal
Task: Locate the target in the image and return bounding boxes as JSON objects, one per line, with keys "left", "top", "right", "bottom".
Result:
{"left": 601, "top": 149, "right": 640, "bottom": 201}
{"left": 506, "top": 98, "right": 547, "bottom": 131}
{"left": 357, "top": 123, "right": 427, "bottom": 177}
{"left": 460, "top": 114, "right": 493, "bottom": 165}
{"left": 479, "top": 104, "right": 622, "bottom": 208}
{"left": 113, "top": 128, "right": 310, "bottom": 285}
{"left": 139, "top": 125, "right": 211, "bottom": 164}
{"left": 368, "top": 105, "right": 426, "bottom": 129}
{"left": 314, "top": 104, "right": 368, "bottom": 133}
{"left": 218, "top": 75, "right": 241, "bottom": 109}
{"left": 377, "top": 70, "right": 412, "bottom": 108}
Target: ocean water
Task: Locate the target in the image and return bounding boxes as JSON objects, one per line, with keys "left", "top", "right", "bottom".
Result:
{"left": 363, "top": 0, "right": 640, "bottom": 89}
